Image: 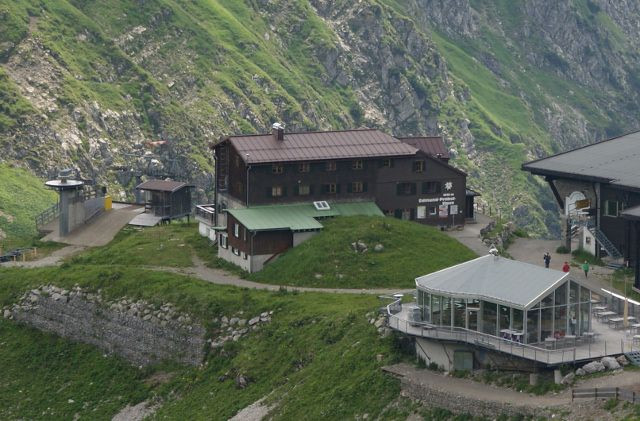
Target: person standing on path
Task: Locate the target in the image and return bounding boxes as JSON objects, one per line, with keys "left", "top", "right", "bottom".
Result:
{"left": 582, "top": 260, "right": 590, "bottom": 277}
{"left": 543, "top": 252, "right": 551, "bottom": 268}
{"left": 562, "top": 261, "right": 570, "bottom": 273}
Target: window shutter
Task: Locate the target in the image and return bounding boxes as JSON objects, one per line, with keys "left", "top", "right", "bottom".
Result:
{"left": 436, "top": 182, "right": 441, "bottom": 194}
{"left": 396, "top": 184, "right": 401, "bottom": 195}
{"left": 282, "top": 186, "right": 287, "bottom": 197}
{"left": 378, "top": 160, "right": 384, "bottom": 168}
{"left": 411, "top": 183, "right": 417, "bottom": 195}
{"left": 390, "top": 159, "right": 394, "bottom": 168}
{"left": 347, "top": 183, "right": 353, "bottom": 193}
{"left": 266, "top": 187, "right": 272, "bottom": 197}
{"left": 309, "top": 184, "right": 315, "bottom": 195}
{"left": 336, "top": 184, "right": 341, "bottom": 193}
{"left": 363, "top": 182, "right": 368, "bottom": 192}
{"left": 294, "top": 185, "right": 299, "bottom": 195}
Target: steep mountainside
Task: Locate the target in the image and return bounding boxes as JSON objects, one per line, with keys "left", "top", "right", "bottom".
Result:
{"left": 1, "top": 0, "right": 639, "bottom": 238}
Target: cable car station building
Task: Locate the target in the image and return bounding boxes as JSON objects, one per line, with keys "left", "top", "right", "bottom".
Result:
{"left": 522, "top": 131, "right": 640, "bottom": 290}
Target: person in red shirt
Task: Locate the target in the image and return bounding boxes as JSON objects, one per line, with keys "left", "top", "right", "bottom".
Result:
{"left": 562, "top": 261, "right": 570, "bottom": 273}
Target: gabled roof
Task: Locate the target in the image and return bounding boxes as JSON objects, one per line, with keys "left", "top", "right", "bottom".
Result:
{"left": 227, "top": 201, "right": 383, "bottom": 231}
{"left": 397, "top": 136, "right": 449, "bottom": 159}
{"left": 220, "top": 129, "right": 418, "bottom": 164}
{"left": 136, "top": 180, "right": 193, "bottom": 193}
{"left": 522, "top": 130, "right": 640, "bottom": 190}
{"left": 415, "top": 255, "right": 571, "bottom": 309}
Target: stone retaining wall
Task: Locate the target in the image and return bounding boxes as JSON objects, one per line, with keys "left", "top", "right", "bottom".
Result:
{"left": 4, "top": 285, "right": 206, "bottom": 366}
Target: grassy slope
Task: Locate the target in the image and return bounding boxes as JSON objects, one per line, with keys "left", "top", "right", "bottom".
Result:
{"left": 0, "top": 264, "right": 404, "bottom": 420}
{"left": 0, "top": 165, "right": 57, "bottom": 248}
{"left": 250, "top": 216, "right": 477, "bottom": 288}
{"left": 71, "top": 224, "right": 196, "bottom": 267}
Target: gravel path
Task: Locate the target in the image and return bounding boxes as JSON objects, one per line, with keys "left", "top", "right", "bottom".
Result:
{"left": 385, "top": 363, "right": 640, "bottom": 406}
{"left": 154, "top": 256, "right": 413, "bottom": 295}
{"left": 0, "top": 245, "right": 85, "bottom": 268}
{"left": 228, "top": 397, "right": 274, "bottom": 421}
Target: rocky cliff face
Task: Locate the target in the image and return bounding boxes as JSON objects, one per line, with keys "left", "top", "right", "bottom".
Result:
{"left": 1, "top": 0, "right": 639, "bottom": 237}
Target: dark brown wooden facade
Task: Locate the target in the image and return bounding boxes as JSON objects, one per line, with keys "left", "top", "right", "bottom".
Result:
{"left": 214, "top": 138, "right": 468, "bottom": 228}
{"left": 222, "top": 213, "right": 293, "bottom": 256}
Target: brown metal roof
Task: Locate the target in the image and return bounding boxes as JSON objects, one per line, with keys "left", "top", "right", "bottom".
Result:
{"left": 397, "top": 136, "right": 449, "bottom": 159}
{"left": 136, "top": 180, "right": 192, "bottom": 193}
{"left": 224, "top": 129, "right": 419, "bottom": 164}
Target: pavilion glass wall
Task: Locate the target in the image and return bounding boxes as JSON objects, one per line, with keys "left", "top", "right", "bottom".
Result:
{"left": 416, "top": 284, "right": 592, "bottom": 345}
{"left": 523, "top": 280, "right": 592, "bottom": 344}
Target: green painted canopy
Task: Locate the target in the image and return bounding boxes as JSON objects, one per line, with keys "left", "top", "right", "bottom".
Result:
{"left": 227, "top": 201, "right": 383, "bottom": 232}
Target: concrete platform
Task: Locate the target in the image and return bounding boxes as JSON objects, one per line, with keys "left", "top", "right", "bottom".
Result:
{"left": 128, "top": 213, "right": 163, "bottom": 227}
{"left": 43, "top": 205, "right": 143, "bottom": 247}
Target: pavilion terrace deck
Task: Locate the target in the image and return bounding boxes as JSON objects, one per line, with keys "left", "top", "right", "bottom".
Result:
{"left": 389, "top": 302, "right": 639, "bottom": 366}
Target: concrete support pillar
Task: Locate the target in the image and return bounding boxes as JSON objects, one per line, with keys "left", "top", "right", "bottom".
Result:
{"left": 59, "top": 190, "right": 72, "bottom": 237}
{"left": 554, "top": 369, "right": 562, "bottom": 385}
{"left": 529, "top": 373, "right": 538, "bottom": 386}
{"left": 560, "top": 215, "right": 571, "bottom": 252}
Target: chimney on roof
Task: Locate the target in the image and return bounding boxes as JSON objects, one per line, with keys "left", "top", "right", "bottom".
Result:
{"left": 272, "top": 122, "right": 285, "bottom": 141}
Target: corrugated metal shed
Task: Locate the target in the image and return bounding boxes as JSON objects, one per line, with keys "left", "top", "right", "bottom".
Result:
{"left": 227, "top": 201, "right": 383, "bottom": 231}
{"left": 397, "top": 136, "right": 449, "bottom": 159}
{"left": 522, "top": 131, "right": 640, "bottom": 189}
{"left": 415, "top": 255, "right": 571, "bottom": 309}
{"left": 136, "top": 180, "right": 192, "bottom": 192}
{"left": 225, "top": 129, "right": 418, "bottom": 164}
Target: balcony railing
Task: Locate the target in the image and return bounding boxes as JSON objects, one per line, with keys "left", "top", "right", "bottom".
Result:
{"left": 195, "top": 204, "right": 216, "bottom": 225}
{"left": 387, "top": 299, "right": 638, "bottom": 366}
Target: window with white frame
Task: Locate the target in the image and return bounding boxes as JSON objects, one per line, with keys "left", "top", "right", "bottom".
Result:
{"left": 604, "top": 200, "right": 619, "bottom": 217}
{"left": 220, "top": 234, "right": 228, "bottom": 249}
{"left": 232, "top": 247, "right": 240, "bottom": 256}
{"left": 234, "top": 223, "right": 240, "bottom": 238}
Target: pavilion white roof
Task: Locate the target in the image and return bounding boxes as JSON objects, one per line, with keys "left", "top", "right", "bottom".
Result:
{"left": 415, "top": 255, "right": 570, "bottom": 309}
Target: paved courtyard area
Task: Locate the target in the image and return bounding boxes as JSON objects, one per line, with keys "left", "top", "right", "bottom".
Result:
{"left": 43, "top": 203, "right": 143, "bottom": 247}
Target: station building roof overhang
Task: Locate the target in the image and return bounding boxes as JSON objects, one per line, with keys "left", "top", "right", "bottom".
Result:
{"left": 226, "top": 201, "right": 384, "bottom": 232}
{"left": 621, "top": 205, "right": 640, "bottom": 222}
{"left": 415, "top": 255, "right": 589, "bottom": 310}
{"left": 521, "top": 130, "right": 640, "bottom": 191}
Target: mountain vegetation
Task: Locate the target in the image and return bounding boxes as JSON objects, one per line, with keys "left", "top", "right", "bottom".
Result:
{"left": 0, "top": 164, "right": 56, "bottom": 247}
{"left": 2, "top": 0, "right": 640, "bottom": 239}
{"left": 250, "top": 215, "right": 476, "bottom": 288}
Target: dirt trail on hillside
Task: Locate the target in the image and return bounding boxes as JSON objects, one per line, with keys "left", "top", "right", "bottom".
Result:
{"left": 154, "top": 256, "right": 413, "bottom": 295}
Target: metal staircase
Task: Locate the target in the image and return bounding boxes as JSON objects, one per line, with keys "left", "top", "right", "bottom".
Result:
{"left": 588, "top": 226, "right": 623, "bottom": 259}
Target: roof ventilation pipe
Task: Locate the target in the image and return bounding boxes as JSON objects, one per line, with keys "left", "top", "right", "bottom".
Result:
{"left": 272, "top": 122, "right": 285, "bottom": 141}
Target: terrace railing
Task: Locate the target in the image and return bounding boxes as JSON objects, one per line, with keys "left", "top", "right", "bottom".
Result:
{"left": 35, "top": 202, "right": 60, "bottom": 233}
{"left": 386, "top": 299, "right": 639, "bottom": 365}
{"left": 195, "top": 204, "right": 215, "bottom": 225}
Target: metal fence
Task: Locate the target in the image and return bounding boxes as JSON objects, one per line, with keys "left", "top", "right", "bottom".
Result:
{"left": 572, "top": 387, "right": 639, "bottom": 403}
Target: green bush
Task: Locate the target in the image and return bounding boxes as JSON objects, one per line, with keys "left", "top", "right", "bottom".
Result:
{"left": 556, "top": 245, "right": 570, "bottom": 254}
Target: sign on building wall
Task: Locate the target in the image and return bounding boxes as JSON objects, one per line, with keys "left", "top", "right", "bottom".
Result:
{"left": 438, "top": 204, "right": 448, "bottom": 217}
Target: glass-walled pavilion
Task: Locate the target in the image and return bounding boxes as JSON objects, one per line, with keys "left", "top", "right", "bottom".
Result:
{"left": 415, "top": 255, "right": 597, "bottom": 344}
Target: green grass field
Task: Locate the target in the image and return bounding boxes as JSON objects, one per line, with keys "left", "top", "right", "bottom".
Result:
{"left": 71, "top": 224, "right": 197, "bottom": 267}
{"left": 249, "top": 216, "right": 477, "bottom": 289}
{"left": 0, "top": 264, "right": 406, "bottom": 420}
{"left": 0, "top": 165, "right": 57, "bottom": 249}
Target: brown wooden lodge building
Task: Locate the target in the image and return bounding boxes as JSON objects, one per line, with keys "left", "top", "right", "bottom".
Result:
{"left": 523, "top": 130, "right": 640, "bottom": 290}
{"left": 197, "top": 124, "right": 476, "bottom": 272}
